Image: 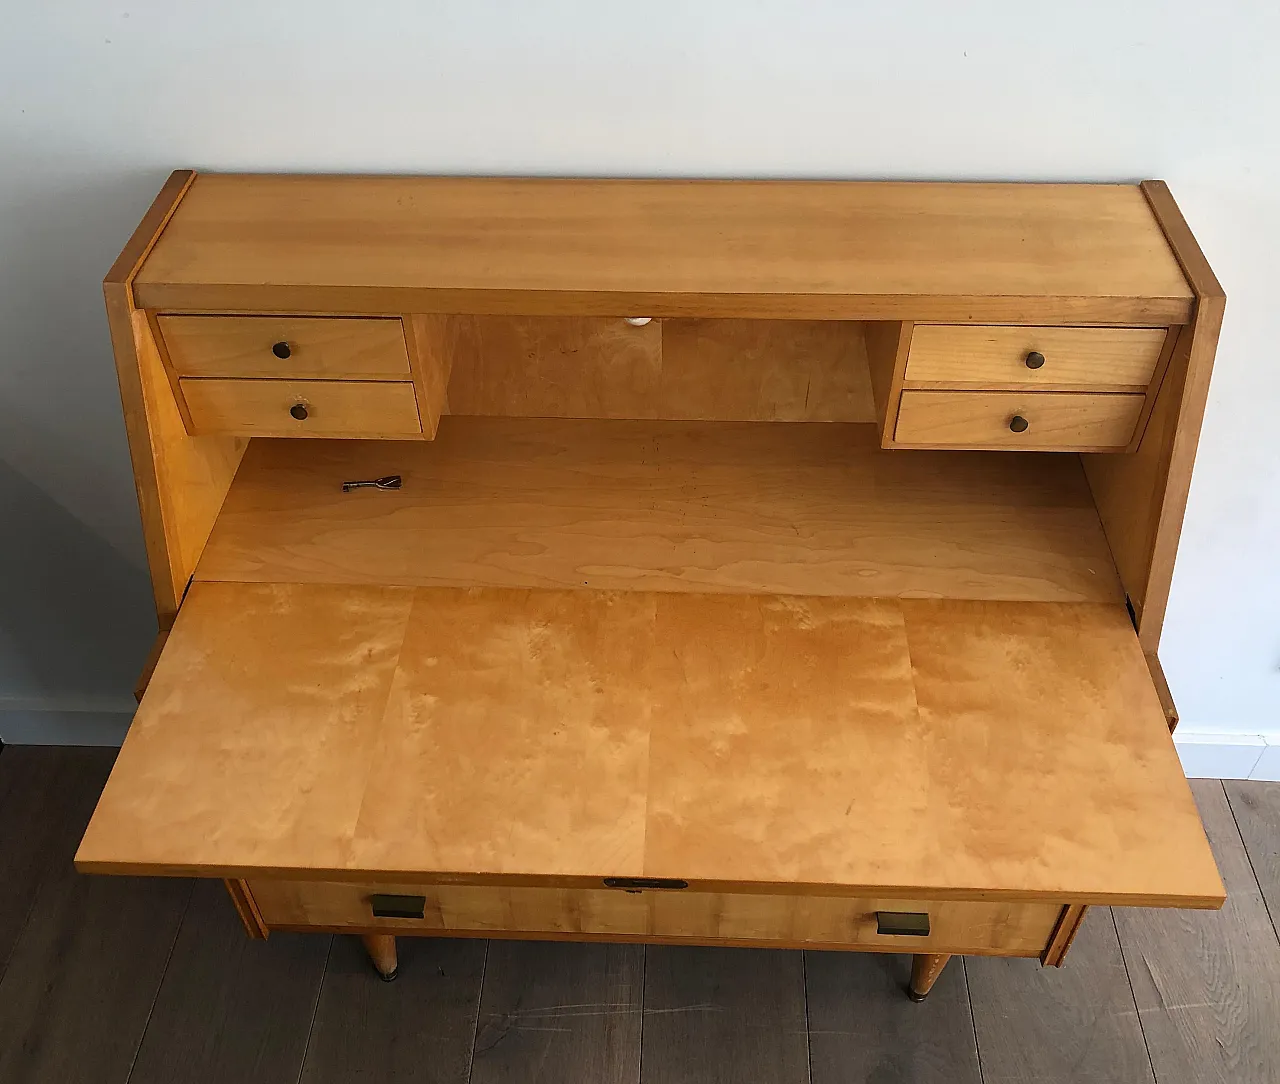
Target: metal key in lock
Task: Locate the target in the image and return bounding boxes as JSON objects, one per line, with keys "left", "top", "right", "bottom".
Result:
{"left": 341, "top": 474, "right": 403, "bottom": 493}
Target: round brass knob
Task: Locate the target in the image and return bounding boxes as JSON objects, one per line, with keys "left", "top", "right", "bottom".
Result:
{"left": 289, "top": 403, "right": 309, "bottom": 420}
{"left": 272, "top": 341, "right": 292, "bottom": 359}
{"left": 1024, "top": 350, "right": 1045, "bottom": 369}
{"left": 1009, "top": 415, "right": 1029, "bottom": 433}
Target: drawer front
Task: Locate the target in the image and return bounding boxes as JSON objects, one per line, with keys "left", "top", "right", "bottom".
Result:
{"left": 158, "top": 315, "right": 411, "bottom": 379}
{"left": 895, "top": 390, "right": 1144, "bottom": 450}
{"left": 905, "top": 326, "right": 1167, "bottom": 390}
{"left": 247, "top": 879, "right": 1063, "bottom": 956}
{"left": 181, "top": 378, "right": 422, "bottom": 438}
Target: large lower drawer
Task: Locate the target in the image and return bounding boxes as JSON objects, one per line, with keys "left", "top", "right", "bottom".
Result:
{"left": 247, "top": 878, "right": 1065, "bottom": 956}
{"left": 894, "top": 389, "right": 1144, "bottom": 450}
{"left": 158, "top": 315, "right": 412, "bottom": 379}
{"left": 180, "top": 377, "right": 423, "bottom": 438}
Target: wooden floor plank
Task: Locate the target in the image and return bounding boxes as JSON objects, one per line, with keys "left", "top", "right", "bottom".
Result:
{"left": 1224, "top": 779, "right": 1280, "bottom": 938}
{"left": 1115, "top": 779, "right": 1280, "bottom": 1084}
{"left": 299, "top": 934, "right": 486, "bottom": 1084}
{"left": 967, "top": 908, "right": 1155, "bottom": 1084}
{"left": 805, "top": 950, "right": 981, "bottom": 1084}
{"left": 471, "top": 940, "right": 642, "bottom": 1084}
{"left": 0, "top": 747, "right": 118, "bottom": 981}
{"left": 641, "top": 946, "right": 809, "bottom": 1084}
{"left": 0, "top": 776, "right": 191, "bottom": 1084}
{"left": 127, "top": 880, "right": 330, "bottom": 1084}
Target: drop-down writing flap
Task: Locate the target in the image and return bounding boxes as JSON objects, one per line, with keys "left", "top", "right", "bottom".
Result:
{"left": 76, "top": 582, "right": 1223, "bottom": 908}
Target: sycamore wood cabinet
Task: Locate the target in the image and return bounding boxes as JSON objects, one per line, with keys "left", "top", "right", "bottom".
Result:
{"left": 76, "top": 173, "right": 1226, "bottom": 1000}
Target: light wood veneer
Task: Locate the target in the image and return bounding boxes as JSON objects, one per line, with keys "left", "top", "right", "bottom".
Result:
{"left": 446, "top": 317, "right": 877, "bottom": 422}
{"left": 248, "top": 879, "right": 1064, "bottom": 956}
{"left": 903, "top": 326, "right": 1168, "bottom": 391}
{"left": 181, "top": 378, "right": 422, "bottom": 438}
{"left": 157, "top": 315, "right": 411, "bottom": 379}
{"left": 194, "top": 418, "right": 1125, "bottom": 604}
{"left": 132, "top": 177, "right": 1192, "bottom": 322}
{"left": 76, "top": 581, "right": 1222, "bottom": 909}
{"left": 89, "top": 172, "right": 1227, "bottom": 983}
{"left": 894, "top": 390, "right": 1145, "bottom": 450}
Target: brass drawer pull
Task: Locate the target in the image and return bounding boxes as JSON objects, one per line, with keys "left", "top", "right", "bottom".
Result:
{"left": 876, "top": 911, "right": 931, "bottom": 936}
{"left": 1024, "top": 350, "right": 1046, "bottom": 369}
{"left": 603, "top": 877, "right": 688, "bottom": 891}
{"left": 369, "top": 893, "right": 426, "bottom": 919}
{"left": 289, "top": 403, "right": 309, "bottom": 421}
{"left": 272, "top": 341, "right": 292, "bottom": 359}
{"left": 1008, "top": 414, "right": 1030, "bottom": 433}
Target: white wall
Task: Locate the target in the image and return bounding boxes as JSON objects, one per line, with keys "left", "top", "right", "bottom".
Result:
{"left": 2, "top": 2, "right": 1278, "bottom": 766}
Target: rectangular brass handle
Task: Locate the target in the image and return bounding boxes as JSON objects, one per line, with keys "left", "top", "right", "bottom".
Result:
{"left": 875, "top": 911, "right": 930, "bottom": 936}
{"left": 369, "top": 893, "right": 426, "bottom": 919}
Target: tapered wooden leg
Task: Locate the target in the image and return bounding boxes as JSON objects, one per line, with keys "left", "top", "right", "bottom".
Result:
{"left": 361, "top": 933, "right": 398, "bottom": 982}
{"left": 907, "top": 953, "right": 951, "bottom": 1001}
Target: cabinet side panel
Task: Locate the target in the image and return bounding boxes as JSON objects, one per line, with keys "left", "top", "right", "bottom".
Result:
{"left": 864, "top": 321, "right": 910, "bottom": 446}
{"left": 405, "top": 314, "right": 457, "bottom": 437}
{"left": 1082, "top": 181, "right": 1225, "bottom": 652}
{"left": 223, "top": 878, "right": 269, "bottom": 939}
{"left": 105, "top": 171, "right": 246, "bottom": 625}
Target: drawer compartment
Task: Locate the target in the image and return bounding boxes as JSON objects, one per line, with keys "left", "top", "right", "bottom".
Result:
{"left": 895, "top": 390, "right": 1144, "bottom": 450}
{"left": 247, "top": 879, "right": 1065, "bottom": 956}
{"left": 181, "top": 378, "right": 422, "bottom": 438}
{"left": 905, "top": 326, "right": 1167, "bottom": 390}
{"left": 158, "top": 315, "right": 411, "bottom": 379}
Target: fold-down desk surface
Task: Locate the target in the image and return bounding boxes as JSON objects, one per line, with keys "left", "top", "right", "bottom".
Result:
{"left": 76, "top": 582, "right": 1222, "bottom": 908}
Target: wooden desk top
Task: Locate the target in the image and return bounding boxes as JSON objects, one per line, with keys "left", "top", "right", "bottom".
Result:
{"left": 195, "top": 418, "right": 1125, "bottom": 605}
{"left": 132, "top": 175, "right": 1193, "bottom": 323}
{"left": 77, "top": 581, "right": 1223, "bottom": 909}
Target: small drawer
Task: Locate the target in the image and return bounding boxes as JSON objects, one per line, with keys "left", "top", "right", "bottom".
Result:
{"left": 904, "top": 326, "right": 1167, "bottom": 390}
{"left": 180, "top": 378, "right": 422, "bottom": 438}
{"left": 247, "top": 879, "right": 1064, "bottom": 957}
{"left": 894, "top": 390, "right": 1144, "bottom": 450}
{"left": 157, "top": 315, "right": 411, "bottom": 379}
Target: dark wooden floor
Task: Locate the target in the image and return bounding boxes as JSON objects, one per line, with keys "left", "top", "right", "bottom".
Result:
{"left": 1, "top": 747, "right": 1277, "bottom": 1083}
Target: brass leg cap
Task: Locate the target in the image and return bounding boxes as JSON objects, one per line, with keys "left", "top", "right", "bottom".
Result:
{"left": 377, "top": 967, "right": 398, "bottom": 983}
{"left": 906, "top": 986, "right": 928, "bottom": 1002}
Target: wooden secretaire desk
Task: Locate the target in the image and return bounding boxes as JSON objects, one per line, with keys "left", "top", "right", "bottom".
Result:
{"left": 77, "top": 173, "right": 1226, "bottom": 1000}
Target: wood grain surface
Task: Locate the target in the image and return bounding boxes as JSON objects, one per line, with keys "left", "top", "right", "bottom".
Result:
{"left": 77, "top": 583, "right": 1221, "bottom": 908}
{"left": 157, "top": 315, "right": 411, "bottom": 378}
{"left": 471, "top": 941, "right": 642, "bottom": 1084}
{"left": 806, "top": 950, "right": 982, "bottom": 1084}
{"left": 1083, "top": 180, "right": 1225, "bottom": 651}
{"left": 0, "top": 747, "right": 191, "bottom": 1084}
{"left": 641, "top": 947, "right": 809, "bottom": 1084}
{"left": 248, "top": 879, "right": 1061, "bottom": 955}
{"left": 298, "top": 935, "right": 485, "bottom": 1084}
{"left": 1225, "top": 780, "right": 1280, "bottom": 932}
{"left": 181, "top": 377, "right": 423, "bottom": 438}
{"left": 132, "top": 176, "right": 1193, "bottom": 322}
{"left": 1115, "top": 781, "right": 1280, "bottom": 1084}
{"left": 894, "top": 389, "right": 1144, "bottom": 450}
{"left": 446, "top": 317, "right": 876, "bottom": 422}
{"left": 195, "top": 418, "right": 1125, "bottom": 605}
{"left": 904, "top": 325, "right": 1167, "bottom": 390}
{"left": 126, "top": 881, "right": 328, "bottom": 1084}
{"left": 8, "top": 749, "right": 1280, "bottom": 1084}
{"left": 967, "top": 910, "right": 1157, "bottom": 1084}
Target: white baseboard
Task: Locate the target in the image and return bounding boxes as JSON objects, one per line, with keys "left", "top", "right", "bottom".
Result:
{"left": 1174, "top": 730, "right": 1280, "bottom": 781}
{"left": 0, "top": 707, "right": 134, "bottom": 746}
